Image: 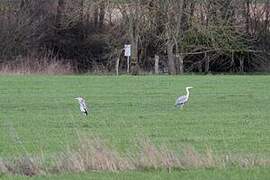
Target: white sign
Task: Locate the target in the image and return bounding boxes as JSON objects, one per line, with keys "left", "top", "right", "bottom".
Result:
{"left": 124, "top": 44, "right": 131, "bottom": 57}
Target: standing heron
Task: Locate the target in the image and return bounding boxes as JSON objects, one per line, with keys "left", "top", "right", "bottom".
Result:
{"left": 175, "top": 87, "right": 193, "bottom": 108}
{"left": 75, "top": 97, "right": 88, "bottom": 115}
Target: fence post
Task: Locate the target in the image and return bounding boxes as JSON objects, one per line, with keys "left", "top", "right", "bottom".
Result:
{"left": 205, "top": 52, "right": 209, "bottom": 73}
{"left": 154, "top": 55, "right": 159, "bottom": 74}
{"left": 116, "top": 57, "right": 120, "bottom": 76}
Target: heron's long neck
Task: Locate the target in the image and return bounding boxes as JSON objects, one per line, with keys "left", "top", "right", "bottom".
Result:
{"left": 186, "top": 88, "right": 190, "bottom": 98}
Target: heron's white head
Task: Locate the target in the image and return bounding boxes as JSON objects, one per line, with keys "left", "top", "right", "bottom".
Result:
{"left": 186, "top": 87, "right": 193, "bottom": 90}
{"left": 75, "top": 97, "right": 84, "bottom": 101}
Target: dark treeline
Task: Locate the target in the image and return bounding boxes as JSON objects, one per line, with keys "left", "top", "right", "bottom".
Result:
{"left": 0, "top": 0, "right": 270, "bottom": 74}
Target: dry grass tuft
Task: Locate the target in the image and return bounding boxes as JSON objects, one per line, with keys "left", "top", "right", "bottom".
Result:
{"left": 3, "top": 156, "right": 44, "bottom": 176}
{"left": 1, "top": 136, "right": 270, "bottom": 176}
{"left": 180, "top": 146, "right": 218, "bottom": 169}
{"left": 53, "top": 137, "right": 135, "bottom": 173}
{"left": 136, "top": 139, "right": 218, "bottom": 170}
{"left": 0, "top": 55, "right": 74, "bottom": 75}
{"left": 0, "top": 159, "right": 8, "bottom": 175}
{"left": 14, "top": 157, "right": 43, "bottom": 176}
{"left": 227, "top": 154, "right": 270, "bottom": 168}
{"left": 136, "top": 138, "right": 181, "bottom": 170}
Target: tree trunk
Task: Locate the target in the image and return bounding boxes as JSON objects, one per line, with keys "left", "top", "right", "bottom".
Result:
{"left": 99, "top": 0, "right": 105, "bottom": 29}
{"left": 79, "top": 0, "right": 84, "bottom": 23}
{"left": 56, "top": 0, "right": 65, "bottom": 28}
{"left": 93, "top": 2, "right": 98, "bottom": 28}
{"left": 200, "top": 2, "right": 205, "bottom": 25}
{"left": 189, "top": 0, "right": 195, "bottom": 17}
{"left": 265, "top": 0, "right": 270, "bottom": 32}
{"left": 239, "top": 57, "right": 244, "bottom": 73}
{"left": 20, "top": 0, "right": 30, "bottom": 9}
{"left": 180, "top": 0, "right": 188, "bottom": 32}
{"left": 245, "top": 0, "right": 250, "bottom": 33}
{"left": 130, "top": 35, "right": 139, "bottom": 75}
{"left": 128, "top": 9, "right": 140, "bottom": 75}
{"left": 167, "top": 41, "right": 176, "bottom": 75}
{"left": 189, "top": 0, "right": 195, "bottom": 27}
{"left": 198, "top": 61, "right": 202, "bottom": 73}
{"left": 176, "top": 53, "right": 184, "bottom": 74}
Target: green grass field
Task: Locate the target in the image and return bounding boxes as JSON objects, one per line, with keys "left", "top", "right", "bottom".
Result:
{"left": 0, "top": 75, "right": 270, "bottom": 179}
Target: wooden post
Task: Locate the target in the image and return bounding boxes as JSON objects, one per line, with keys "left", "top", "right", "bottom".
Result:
{"left": 127, "top": 56, "right": 130, "bottom": 74}
{"left": 116, "top": 57, "right": 120, "bottom": 76}
{"left": 230, "top": 51, "right": 234, "bottom": 72}
{"left": 124, "top": 44, "right": 131, "bottom": 74}
{"left": 154, "top": 55, "right": 159, "bottom": 74}
{"left": 205, "top": 52, "right": 210, "bottom": 73}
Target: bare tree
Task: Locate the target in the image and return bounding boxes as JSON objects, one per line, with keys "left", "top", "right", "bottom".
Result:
{"left": 159, "top": 0, "right": 189, "bottom": 74}
{"left": 0, "top": 0, "right": 270, "bottom": 73}
{"left": 118, "top": 1, "right": 148, "bottom": 74}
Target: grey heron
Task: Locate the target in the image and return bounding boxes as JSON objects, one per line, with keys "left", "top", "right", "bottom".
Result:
{"left": 75, "top": 97, "right": 88, "bottom": 115}
{"left": 175, "top": 87, "right": 193, "bottom": 108}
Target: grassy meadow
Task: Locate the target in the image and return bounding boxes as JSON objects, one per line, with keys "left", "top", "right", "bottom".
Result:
{"left": 0, "top": 75, "right": 270, "bottom": 178}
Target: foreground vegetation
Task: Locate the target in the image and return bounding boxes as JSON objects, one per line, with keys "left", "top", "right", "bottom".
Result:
{"left": 0, "top": 75, "right": 270, "bottom": 178}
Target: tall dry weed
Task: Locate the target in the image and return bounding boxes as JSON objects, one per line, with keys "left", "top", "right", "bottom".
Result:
{"left": 0, "top": 54, "right": 74, "bottom": 75}
{"left": 1, "top": 136, "right": 270, "bottom": 176}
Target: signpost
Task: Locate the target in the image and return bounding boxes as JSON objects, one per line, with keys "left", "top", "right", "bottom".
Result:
{"left": 124, "top": 44, "right": 131, "bottom": 73}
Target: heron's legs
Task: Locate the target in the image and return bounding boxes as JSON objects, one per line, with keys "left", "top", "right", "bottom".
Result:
{"left": 176, "top": 103, "right": 185, "bottom": 109}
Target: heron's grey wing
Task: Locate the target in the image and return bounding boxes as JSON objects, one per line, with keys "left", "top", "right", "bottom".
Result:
{"left": 81, "top": 100, "right": 88, "bottom": 111}
{"left": 175, "top": 95, "right": 188, "bottom": 106}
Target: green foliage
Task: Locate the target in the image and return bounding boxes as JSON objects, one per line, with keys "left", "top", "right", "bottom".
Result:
{"left": 183, "top": 25, "right": 251, "bottom": 53}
